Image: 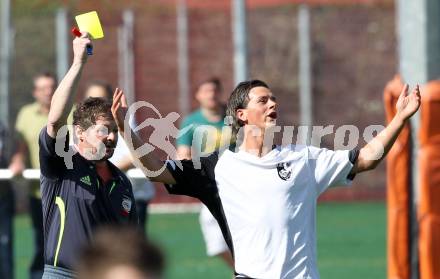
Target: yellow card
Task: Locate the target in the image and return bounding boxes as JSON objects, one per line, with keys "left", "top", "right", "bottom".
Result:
{"left": 75, "top": 11, "right": 104, "bottom": 40}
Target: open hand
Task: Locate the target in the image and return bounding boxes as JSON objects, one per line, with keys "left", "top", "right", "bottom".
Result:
{"left": 396, "top": 84, "right": 421, "bottom": 121}
{"left": 111, "top": 88, "right": 128, "bottom": 134}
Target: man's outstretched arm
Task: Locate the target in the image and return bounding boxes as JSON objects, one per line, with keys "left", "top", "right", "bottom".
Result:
{"left": 111, "top": 89, "right": 177, "bottom": 184}
{"left": 351, "top": 84, "right": 421, "bottom": 174}
{"left": 47, "top": 33, "right": 91, "bottom": 138}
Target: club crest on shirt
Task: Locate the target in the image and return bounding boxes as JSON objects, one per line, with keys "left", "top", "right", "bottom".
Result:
{"left": 121, "top": 195, "right": 132, "bottom": 216}
{"left": 276, "top": 162, "right": 292, "bottom": 180}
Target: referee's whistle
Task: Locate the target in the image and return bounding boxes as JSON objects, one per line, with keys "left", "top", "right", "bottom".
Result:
{"left": 71, "top": 27, "right": 93, "bottom": 55}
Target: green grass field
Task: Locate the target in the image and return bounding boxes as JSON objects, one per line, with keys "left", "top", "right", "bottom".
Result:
{"left": 14, "top": 202, "right": 386, "bottom": 278}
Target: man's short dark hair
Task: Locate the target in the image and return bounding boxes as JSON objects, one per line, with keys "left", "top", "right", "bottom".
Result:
{"left": 226, "top": 79, "right": 269, "bottom": 136}
{"left": 33, "top": 72, "right": 57, "bottom": 86}
{"left": 85, "top": 80, "right": 113, "bottom": 100}
{"left": 76, "top": 226, "right": 165, "bottom": 279}
{"left": 200, "top": 77, "right": 222, "bottom": 92}
{"left": 73, "top": 97, "right": 113, "bottom": 130}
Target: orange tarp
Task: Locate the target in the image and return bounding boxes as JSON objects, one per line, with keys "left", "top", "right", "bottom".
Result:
{"left": 384, "top": 75, "right": 410, "bottom": 279}
{"left": 418, "top": 81, "right": 440, "bottom": 279}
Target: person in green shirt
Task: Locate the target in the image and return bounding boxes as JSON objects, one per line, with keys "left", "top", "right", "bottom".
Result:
{"left": 176, "top": 78, "right": 234, "bottom": 269}
{"left": 9, "top": 72, "right": 56, "bottom": 279}
{"left": 177, "top": 78, "right": 230, "bottom": 157}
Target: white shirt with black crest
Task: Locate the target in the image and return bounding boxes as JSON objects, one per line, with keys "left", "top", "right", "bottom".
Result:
{"left": 165, "top": 144, "right": 356, "bottom": 279}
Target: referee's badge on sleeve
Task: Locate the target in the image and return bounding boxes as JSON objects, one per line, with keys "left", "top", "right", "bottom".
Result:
{"left": 121, "top": 195, "right": 132, "bottom": 216}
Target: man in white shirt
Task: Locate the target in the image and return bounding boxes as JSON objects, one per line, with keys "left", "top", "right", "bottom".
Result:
{"left": 111, "top": 79, "right": 420, "bottom": 279}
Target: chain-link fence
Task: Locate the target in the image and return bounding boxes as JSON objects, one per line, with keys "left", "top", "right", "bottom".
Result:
{"left": 6, "top": 0, "right": 396, "bottom": 207}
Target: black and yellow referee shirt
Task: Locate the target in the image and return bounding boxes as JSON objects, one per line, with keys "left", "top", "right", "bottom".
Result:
{"left": 38, "top": 127, "right": 138, "bottom": 270}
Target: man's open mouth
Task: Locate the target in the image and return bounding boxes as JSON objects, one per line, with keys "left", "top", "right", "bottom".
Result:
{"left": 268, "top": 112, "right": 277, "bottom": 119}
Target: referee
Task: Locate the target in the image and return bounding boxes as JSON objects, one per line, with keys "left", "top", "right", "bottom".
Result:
{"left": 40, "top": 33, "right": 137, "bottom": 278}
{"left": 112, "top": 79, "right": 420, "bottom": 279}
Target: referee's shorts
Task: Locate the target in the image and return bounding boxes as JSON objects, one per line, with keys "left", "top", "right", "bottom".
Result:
{"left": 42, "top": 265, "right": 75, "bottom": 279}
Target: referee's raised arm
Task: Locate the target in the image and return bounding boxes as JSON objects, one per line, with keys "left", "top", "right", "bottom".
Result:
{"left": 47, "top": 32, "right": 91, "bottom": 138}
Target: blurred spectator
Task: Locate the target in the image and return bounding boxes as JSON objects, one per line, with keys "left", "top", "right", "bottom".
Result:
{"left": 84, "top": 81, "right": 156, "bottom": 234}
{"left": 9, "top": 72, "right": 57, "bottom": 279}
{"left": 83, "top": 80, "right": 113, "bottom": 99}
{"left": 176, "top": 78, "right": 234, "bottom": 268}
{"left": 76, "top": 226, "right": 164, "bottom": 279}
{"left": 0, "top": 121, "right": 14, "bottom": 279}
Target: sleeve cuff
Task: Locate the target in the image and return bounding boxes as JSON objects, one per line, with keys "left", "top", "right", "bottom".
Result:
{"left": 163, "top": 160, "right": 185, "bottom": 194}
{"left": 347, "top": 149, "right": 360, "bottom": 181}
